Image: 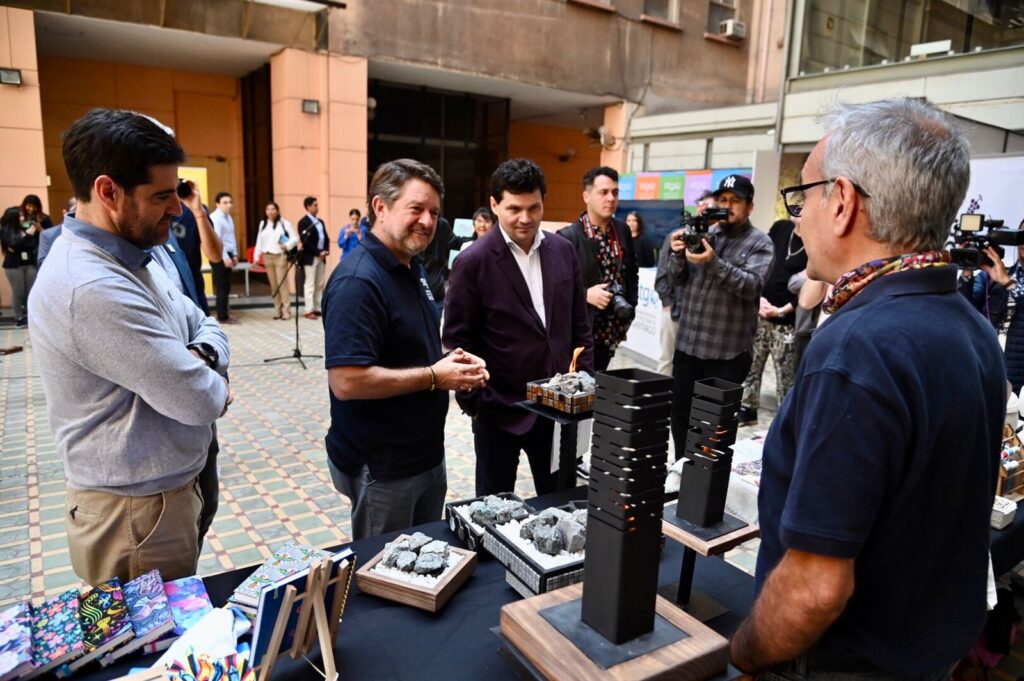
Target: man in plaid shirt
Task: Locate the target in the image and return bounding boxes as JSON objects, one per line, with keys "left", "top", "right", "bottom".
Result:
{"left": 663, "top": 174, "right": 773, "bottom": 459}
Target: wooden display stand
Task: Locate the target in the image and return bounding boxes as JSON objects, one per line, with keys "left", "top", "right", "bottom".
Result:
{"left": 253, "top": 556, "right": 356, "bottom": 681}
{"left": 500, "top": 583, "right": 728, "bottom": 680}
{"left": 660, "top": 505, "right": 760, "bottom": 622}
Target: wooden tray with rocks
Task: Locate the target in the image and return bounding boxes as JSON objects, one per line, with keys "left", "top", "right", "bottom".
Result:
{"left": 482, "top": 505, "right": 588, "bottom": 598}
{"left": 355, "top": 532, "right": 477, "bottom": 613}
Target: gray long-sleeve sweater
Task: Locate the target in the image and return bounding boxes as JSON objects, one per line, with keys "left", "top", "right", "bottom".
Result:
{"left": 27, "top": 217, "right": 229, "bottom": 496}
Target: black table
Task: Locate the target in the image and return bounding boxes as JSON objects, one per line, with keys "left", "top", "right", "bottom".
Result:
{"left": 81, "top": 488, "right": 754, "bottom": 681}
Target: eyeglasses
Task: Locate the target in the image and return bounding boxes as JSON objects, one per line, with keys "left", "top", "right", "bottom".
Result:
{"left": 780, "top": 179, "right": 870, "bottom": 218}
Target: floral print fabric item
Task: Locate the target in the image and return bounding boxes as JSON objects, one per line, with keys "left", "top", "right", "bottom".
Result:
{"left": 580, "top": 212, "right": 631, "bottom": 350}
{"left": 823, "top": 250, "right": 951, "bottom": 314}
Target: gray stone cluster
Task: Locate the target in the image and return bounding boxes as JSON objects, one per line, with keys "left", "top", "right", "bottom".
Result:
{"left": 519, "top": 507, "right": 588, "bottom": 555}
{"left": 381, "top": 532, "right": 451, "bottom": 576}
{"left": 466, "top": 495, "right": 530, "bottom": 526}
{"left": 543, "top": 371, "right": 596, "bottom": 397}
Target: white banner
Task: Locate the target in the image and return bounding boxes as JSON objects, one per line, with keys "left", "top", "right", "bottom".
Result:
{"left": 957, "top": 155, "right": 1024, "bottom": 229}
{"left": 957, "top": 155, "right": 1024, "bottom": 265}
{"left": 621, "top": 267, "right": 663, "bottom": 362}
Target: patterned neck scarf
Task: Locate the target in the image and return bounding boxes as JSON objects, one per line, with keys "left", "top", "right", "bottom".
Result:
{"left": 580, "top": 211, "right": 630, "bottom": 349}
{"left": 822, "top": 250, "right": 951, "bottom": 314}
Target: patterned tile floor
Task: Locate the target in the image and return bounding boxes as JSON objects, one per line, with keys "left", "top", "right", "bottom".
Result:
{"left": 0, "top": 308, "right": 775, "bottom": 608}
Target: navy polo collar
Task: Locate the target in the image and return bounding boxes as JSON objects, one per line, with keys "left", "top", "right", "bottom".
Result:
{"left": 63, "top": 215, "right": 152, "bottom": 270}
{"left": 362, "top": 231, "right": 423, "bottom": 272}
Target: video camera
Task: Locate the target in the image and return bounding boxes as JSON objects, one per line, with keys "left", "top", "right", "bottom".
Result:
{"left": 675, "top": 207, "right": 731, "bottom": 254}
{"left": 950, "top": 213, "right": 1024, "bottom": 269}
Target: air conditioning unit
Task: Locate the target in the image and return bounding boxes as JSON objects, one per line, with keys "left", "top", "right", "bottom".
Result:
{"left": 719, "top": 19, "right": 746, "bottom": 40}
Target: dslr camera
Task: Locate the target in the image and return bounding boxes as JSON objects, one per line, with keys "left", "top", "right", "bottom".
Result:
{"left": 606, "top": 282, "right": 635, "bottom": 321}
{"left": 675, "top": 207, "right": 731, "bottom": 254}
{"left": 950, "top": 213, "right": 1024, "bottom": 269}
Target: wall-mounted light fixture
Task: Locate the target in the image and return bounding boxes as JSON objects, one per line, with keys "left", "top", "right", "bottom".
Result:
{"left": 302, "top": 99, "right": 320, "bottom": 114}
{"left": 0, "top": 69, "right": 23, "bottom": 86}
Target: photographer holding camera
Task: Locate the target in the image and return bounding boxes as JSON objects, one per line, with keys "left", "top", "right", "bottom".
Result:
{"left": 664, "top": 174, "right": 773, "bottom": 459}
{"left": 558, "top": 166, "right": 638, "bottom": 371}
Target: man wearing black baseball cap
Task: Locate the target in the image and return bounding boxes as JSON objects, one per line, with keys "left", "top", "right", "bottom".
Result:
{"left": 663, "top": 173, "right": 774, "bottom": 459}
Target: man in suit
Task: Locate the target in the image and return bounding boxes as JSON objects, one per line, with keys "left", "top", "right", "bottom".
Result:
{"left": 444, "top": 158, "right": 594, "bottom": 496}
{"left": 298, "top": 196, "right": 329, "bottom": 319}
{"left": 558, "top": 166, "right": 638, "bottom": 371}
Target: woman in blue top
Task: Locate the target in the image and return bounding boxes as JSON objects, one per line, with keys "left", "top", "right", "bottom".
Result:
{"left": 339, "top": 208, "right": 368, "bottom": 259}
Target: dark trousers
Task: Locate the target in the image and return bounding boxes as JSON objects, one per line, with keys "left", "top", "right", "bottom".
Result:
{"left": 473, "top": 417, "right": 558, "bottom": 497}
{"left": 196, "top": 426, "right": 220, "bottom": 551}
{"left": 210, "top": 260, "right": 232, "bottom": 321}
{"left": 594, "top": 343, "right": 614, "bottom": 372}
{"left": 328, "top": 459, "right": 447, "bottom": 541}
{"left": 670, "top": 349, "right": 752, "bottom": 460}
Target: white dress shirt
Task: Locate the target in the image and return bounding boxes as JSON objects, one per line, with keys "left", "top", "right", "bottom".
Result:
{"left": 499, "top": 225, "right": 546, "bottom": 328}
{"left": 210, "top": 209, "right": 237, "bottom": 261}
{"left": 305, "top": 212, "right": 326, "bottom": 251}
{"left": 253, "top": 218, "right": 296, "bottom": 261}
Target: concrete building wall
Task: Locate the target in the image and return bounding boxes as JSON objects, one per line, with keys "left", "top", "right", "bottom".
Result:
{"left": 0, "top": 6, "right": 47, "bottom": 308}
{"left": 270, "top": 48, "right": 367, "bottom": 275}
{"left": 37, "top": 56, "right": 247, "bottom": 250}
{"left": 509, "top": 121, "right": 601, "bottom": 224}
{"left": 329, "top": 0, "right": 758, "bottom": 113}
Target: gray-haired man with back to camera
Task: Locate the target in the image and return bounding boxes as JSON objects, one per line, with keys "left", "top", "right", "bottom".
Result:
{"left": 731, "top": 98, "right": 1006, "bottom": 676}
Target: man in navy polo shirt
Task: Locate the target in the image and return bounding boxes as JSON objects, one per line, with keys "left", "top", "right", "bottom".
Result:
{"left": 731, "top": 99, "right": 1006, "bottom": 675}
{"left": 321, "top": 159, "right": 489, "bottom": 540}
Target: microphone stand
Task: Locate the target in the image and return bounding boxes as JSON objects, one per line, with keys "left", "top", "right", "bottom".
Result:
{"left": 263, "top": 250, "right": 322, "bottom": 370}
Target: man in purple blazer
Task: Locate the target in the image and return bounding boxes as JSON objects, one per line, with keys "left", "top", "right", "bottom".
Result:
{"left": 444, "top": 159, "right": 594, "bottom": 496}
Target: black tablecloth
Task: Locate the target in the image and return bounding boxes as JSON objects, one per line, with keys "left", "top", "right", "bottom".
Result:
{"left": 79, "top": 488, "right": 754, "bottom": 680}
{"left": 991, "top": 498, "right": 1024, "bottom": 577}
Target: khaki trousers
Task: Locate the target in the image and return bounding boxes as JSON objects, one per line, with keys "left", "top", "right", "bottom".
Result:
{"left": 264, "top": 252, "right": 292, "bottom": 318}
{"left": 64, "top": 478, "right": 203, "bottom": 586}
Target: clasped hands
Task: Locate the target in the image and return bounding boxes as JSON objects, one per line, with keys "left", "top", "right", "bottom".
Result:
{"left": 433, "top": 348, "right": 489, "bottom": 392}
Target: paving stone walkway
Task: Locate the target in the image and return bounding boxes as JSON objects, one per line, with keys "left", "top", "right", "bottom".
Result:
{"left": 0, "top": 309, "right": 770, "bottom": 608}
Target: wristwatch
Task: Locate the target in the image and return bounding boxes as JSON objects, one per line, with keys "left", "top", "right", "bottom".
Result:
{"left": 188, "top": 342, "right": 219, "bottom": 369}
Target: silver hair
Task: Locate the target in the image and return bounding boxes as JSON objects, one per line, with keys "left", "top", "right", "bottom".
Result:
{"left": 817, "top": 98, "right": 970, "bottom": 252}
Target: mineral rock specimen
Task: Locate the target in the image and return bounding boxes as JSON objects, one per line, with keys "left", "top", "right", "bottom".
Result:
{"left": 420, "top": 540, "right": 450, "bottom": 560}
{"left": 571, "top": 509, "right": 588, "bottom": 527}
{"left": 532, "top": 524, "right": 565, "bottom": 555}
{"left": 556, "top": 518, "right": 587, "bottom": 553}
{"left": 396, "top": 550, "right": 418, "bottom": 572}
{"left": 414, "top": 553, "right": 446, "bottom": 575}
{"left": 382, "top": 540, "right": 411, "bottom": 568}
{"left": 468, "top": 495, "right": 529, "bottom": 526}
{"left": 407, "top": 532, "right": 432, "bottom": 552}
{"left": 544, "top": 371, "right": 596, "bottom": 397}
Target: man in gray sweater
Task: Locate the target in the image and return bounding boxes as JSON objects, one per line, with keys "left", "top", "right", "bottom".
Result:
{"left": 28, "top": 108, "right": 232, "bottom": 585}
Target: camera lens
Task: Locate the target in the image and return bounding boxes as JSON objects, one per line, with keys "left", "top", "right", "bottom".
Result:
{"left": 176, "top": 180, "right": 193, "bottom": 200}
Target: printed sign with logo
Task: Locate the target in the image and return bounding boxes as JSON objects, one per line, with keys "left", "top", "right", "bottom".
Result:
{"left": 619, "top": 174, "right": 637, "bottom": 201}
{"left": 636, "top": 174, "right": 660, "bottom": 201}
{"left": 659, "top": 172, "right": 685, "bottom": 201}
{"left": 684, "top": 170, "right": 712, "bottom": 209}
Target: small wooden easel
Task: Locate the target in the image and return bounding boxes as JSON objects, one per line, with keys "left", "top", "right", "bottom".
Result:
{"left": 253, "top": 555, "right": 356, "bottom": 681}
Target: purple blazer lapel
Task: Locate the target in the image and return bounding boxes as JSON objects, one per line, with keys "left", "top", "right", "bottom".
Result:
{"left": 539, "top": 235, "right": 557, "bottom": 331}
{"left": 490, "top": 228, "right": 545, "bottom": 332}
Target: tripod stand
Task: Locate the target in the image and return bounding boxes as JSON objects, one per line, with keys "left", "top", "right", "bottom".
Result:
{"left": 263, "top": 253, "right": 322, "bottom": 370}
